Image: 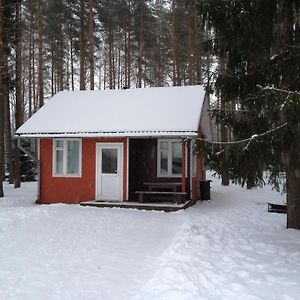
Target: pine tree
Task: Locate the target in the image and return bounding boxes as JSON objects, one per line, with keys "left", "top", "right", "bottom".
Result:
{"left": 79, "top": 0, "right": 86, "bottom": 90}
{"left": 0, "top": 0, "right": 21, "bottom": 194}
{"left": 194, "top": 0, "right": 300, "bottom": 229}
{"left": 88, "top": 0, "right": 95, "bottom": 90}
{"left": 37, "top": 0, "right": 44, "bottom": 107}
{"left": 14, "top": 0, "right": 23, "bottom": 188}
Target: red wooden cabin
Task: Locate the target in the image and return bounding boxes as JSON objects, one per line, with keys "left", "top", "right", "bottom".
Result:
{"left": 16, "top": 85, "right": 212, "bottom": 207}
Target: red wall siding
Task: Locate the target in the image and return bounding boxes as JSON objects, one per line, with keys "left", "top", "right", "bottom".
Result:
{"left": 40, "top": 138, "right": 127, "bottom": 204}
{"left": 191, "top": 156, "right": 205, "bottom": 201}
{"left": 191, "top": 129, "right": 206, "bottom": 201}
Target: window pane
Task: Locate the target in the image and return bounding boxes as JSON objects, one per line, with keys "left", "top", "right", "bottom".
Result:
{"left": 160, "top": 150, "right": 168, "bottom": 175}
{"left": 102, "top": 149, "right": 117, "bottom": 174}
{"left": 67, "top": 141, "right": 80, "bottom": 174}
{"left": 56, "top": 150, "right": 64, "bottom": 174}
{"left": 172, "top": 142, "right": 182, "bottom": 174}
{"left": 56, "top": 140, "right": 63, "bottom": 148}
{"left": 160, "top": 141, "right": 168, "bottom": 150}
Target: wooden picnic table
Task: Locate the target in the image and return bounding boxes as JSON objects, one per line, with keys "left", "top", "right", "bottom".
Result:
{"left": 135, "top": 182, "right": 185, "bottom": 204}
{"left": 143, "top": 182, "right": 182, "bottom": 192}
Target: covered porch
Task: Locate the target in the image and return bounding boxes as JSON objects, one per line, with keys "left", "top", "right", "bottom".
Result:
{"left": 80, "top": 136, "right": 201, "bottom": 211}
{"left": 127, "top": 137, "right": 201, "bottom": 204}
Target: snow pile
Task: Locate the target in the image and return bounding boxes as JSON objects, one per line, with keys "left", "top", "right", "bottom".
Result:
{"left": 1, "top": 174, "right": 300, "bottom": 300}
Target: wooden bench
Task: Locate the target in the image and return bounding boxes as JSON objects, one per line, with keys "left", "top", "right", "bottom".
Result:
{"left": 143, "top": 182, "right": 181, "bottom": 192}
{"left": 267, "top": 202, "right": 287, "bottom": 214}
{"left": 135, "top": 191, "right": 187, "bottom": 204}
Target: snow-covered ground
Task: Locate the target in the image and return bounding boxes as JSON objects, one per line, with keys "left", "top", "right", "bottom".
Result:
{"left": 1, "top": 173, "right": 300, "bottom": 300}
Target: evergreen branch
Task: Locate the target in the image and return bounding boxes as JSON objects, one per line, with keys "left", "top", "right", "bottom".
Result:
{"left": 242, "top": 138, "right": 253, "bottom": 151}
{"left": 288, "top": 45, "right": 300, "bottom": 49}
{"left": 196, "top": 122, "right": 288, "bottom": 145}
{"left": 209, "top": 108, "right": 248, "bottom": 113}
{"left": 257, "top": 85, "right": 300, "bottom": 96}
{"left": 241, "top": 92, "right": 278, "bottom": 102}
{"left": 201, "top": 51, "right": 300, "bottom": 82}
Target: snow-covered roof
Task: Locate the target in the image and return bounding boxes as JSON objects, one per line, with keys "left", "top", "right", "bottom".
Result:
{"left": 16, "top": 85, "right": 207, "bottom": 138}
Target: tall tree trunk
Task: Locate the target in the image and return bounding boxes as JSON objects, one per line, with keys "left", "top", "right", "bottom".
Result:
{"left": 194, "top": 10, "right": 202, "bottom": 85}
{"left": 108, "top": 31, "right": 113, "bottom": 89}
{"left": 37, "top": 0, "right": 44, "bottom": 108}
{"left": 124, "top": 32, "right": 127, "bottom": 87}
{"left": 187, "top": 4, "right": 195, "bottom": 85}
{"left": 273, "top": 0, "right": 294, "bottom": 55}
{"left": 66, "top": 45, "right": 70, "bottom": 90}
{"left": 117, "top": 47, "right": 121, "bottom": 89}
{"left": 28, "top": 9, "right": 34, "bottom": 117}
{"left": 88, "top": 0, "right": 94, "bottom": 90}
{"left": 32, "top": 33, "right": 37, "bottom": 112}
{"left": 0, "top": 0, "right": 5, "bottom": 196}
{"left": 15, "top": 1, "right": 23, "bottom": 189}
{"left": 286, "top": 145, "right": 300, "bottom": 229}
{"left": 98, "top": 62, "right": 102, "bottom": 90}
{"left": 127, "top": 0, "right": 131, "bottom": 88}
{"left": 156, "top": 25, "right": 162, "bottom": 87}
{"left": 103, "top": 58, "right": 107, "bottom": 90}
{"left": 273, "top": 0, "right": 299, "bottom": 229}
{"left": 195, "top": 45, "right": 202, "bottom": 84}
{"left": 70, "top": 37, "right": 74, "bottom": 91}
{"left": 112, "top": 42, "right": 116, "bottom": 89}
{"left": 0, "top": 95, "right": 4, "bottom": 196}
{"left": 171, "top": 0, "right": 177, "bottom": 86}
{"left": 4, "top": 62, "right": 14, "bottom": 184}
{"left": 0, "top": 3, "right": 13, "bottom": 185}
{"left": 51, "top": 45, "right": 54, "bottom": 96}
{"left": 58, "top": 20, "right": 64, "bottom": 91}
{"left": 137, "top": 1, "right": 143, "bottom": 88}
{"left": 79, "top": 0, "right": 86, "bottom": 90}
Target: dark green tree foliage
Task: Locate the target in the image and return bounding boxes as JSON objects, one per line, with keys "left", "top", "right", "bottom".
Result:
{"left": 194, "top": 0, "right": 300, "bottom": 228}
{"left": 20, "top": 140, "right": 37, "bottom": 182}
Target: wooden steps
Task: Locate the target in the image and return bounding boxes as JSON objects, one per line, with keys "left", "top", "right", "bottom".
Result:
{"left": 80, "top": 199, "right": 194, "bottom": 212}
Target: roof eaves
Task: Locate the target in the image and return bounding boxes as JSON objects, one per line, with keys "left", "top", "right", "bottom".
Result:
{"left": 16, "top": 130, "right": 199, "bottom": 138}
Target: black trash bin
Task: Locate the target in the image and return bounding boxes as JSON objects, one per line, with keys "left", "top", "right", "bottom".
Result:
{"left": 199, "top": 180, "right": 212, "bottom": 201}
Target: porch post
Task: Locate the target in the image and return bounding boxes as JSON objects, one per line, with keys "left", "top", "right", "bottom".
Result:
{"left": 181, "top": 139, "right": 186, "bottom": 193}
{"left": 187, "top": 139, "right": 191, "bottom": 199}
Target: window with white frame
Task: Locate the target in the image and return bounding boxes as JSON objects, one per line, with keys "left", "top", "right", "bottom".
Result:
{"left": 157, "top": 139, "right": 184, "bottom": 177}
{"left": 53, "top": 139, "right": 82, "bottom": 177}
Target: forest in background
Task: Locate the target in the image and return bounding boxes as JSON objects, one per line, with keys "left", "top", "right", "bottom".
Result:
{"left": 0, "top": 0, "right": 213, "bottom": 190}
{"left": 0, "top": 0, "right": 300, "bottom": 228}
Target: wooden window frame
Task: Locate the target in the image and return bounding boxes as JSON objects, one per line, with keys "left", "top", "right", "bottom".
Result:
{"left": 157, "top": 139, "right": 187, "bottom": 178}
{"left": 191, "top": 140, "right": 197, "bottom": 177}
{"left": 52, "top": 138, "right": 82, "bottom": 177}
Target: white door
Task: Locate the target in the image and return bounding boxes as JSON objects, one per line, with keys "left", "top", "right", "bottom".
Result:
{"left": 96, "top": 143, "right": 123, "bottom": 201}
